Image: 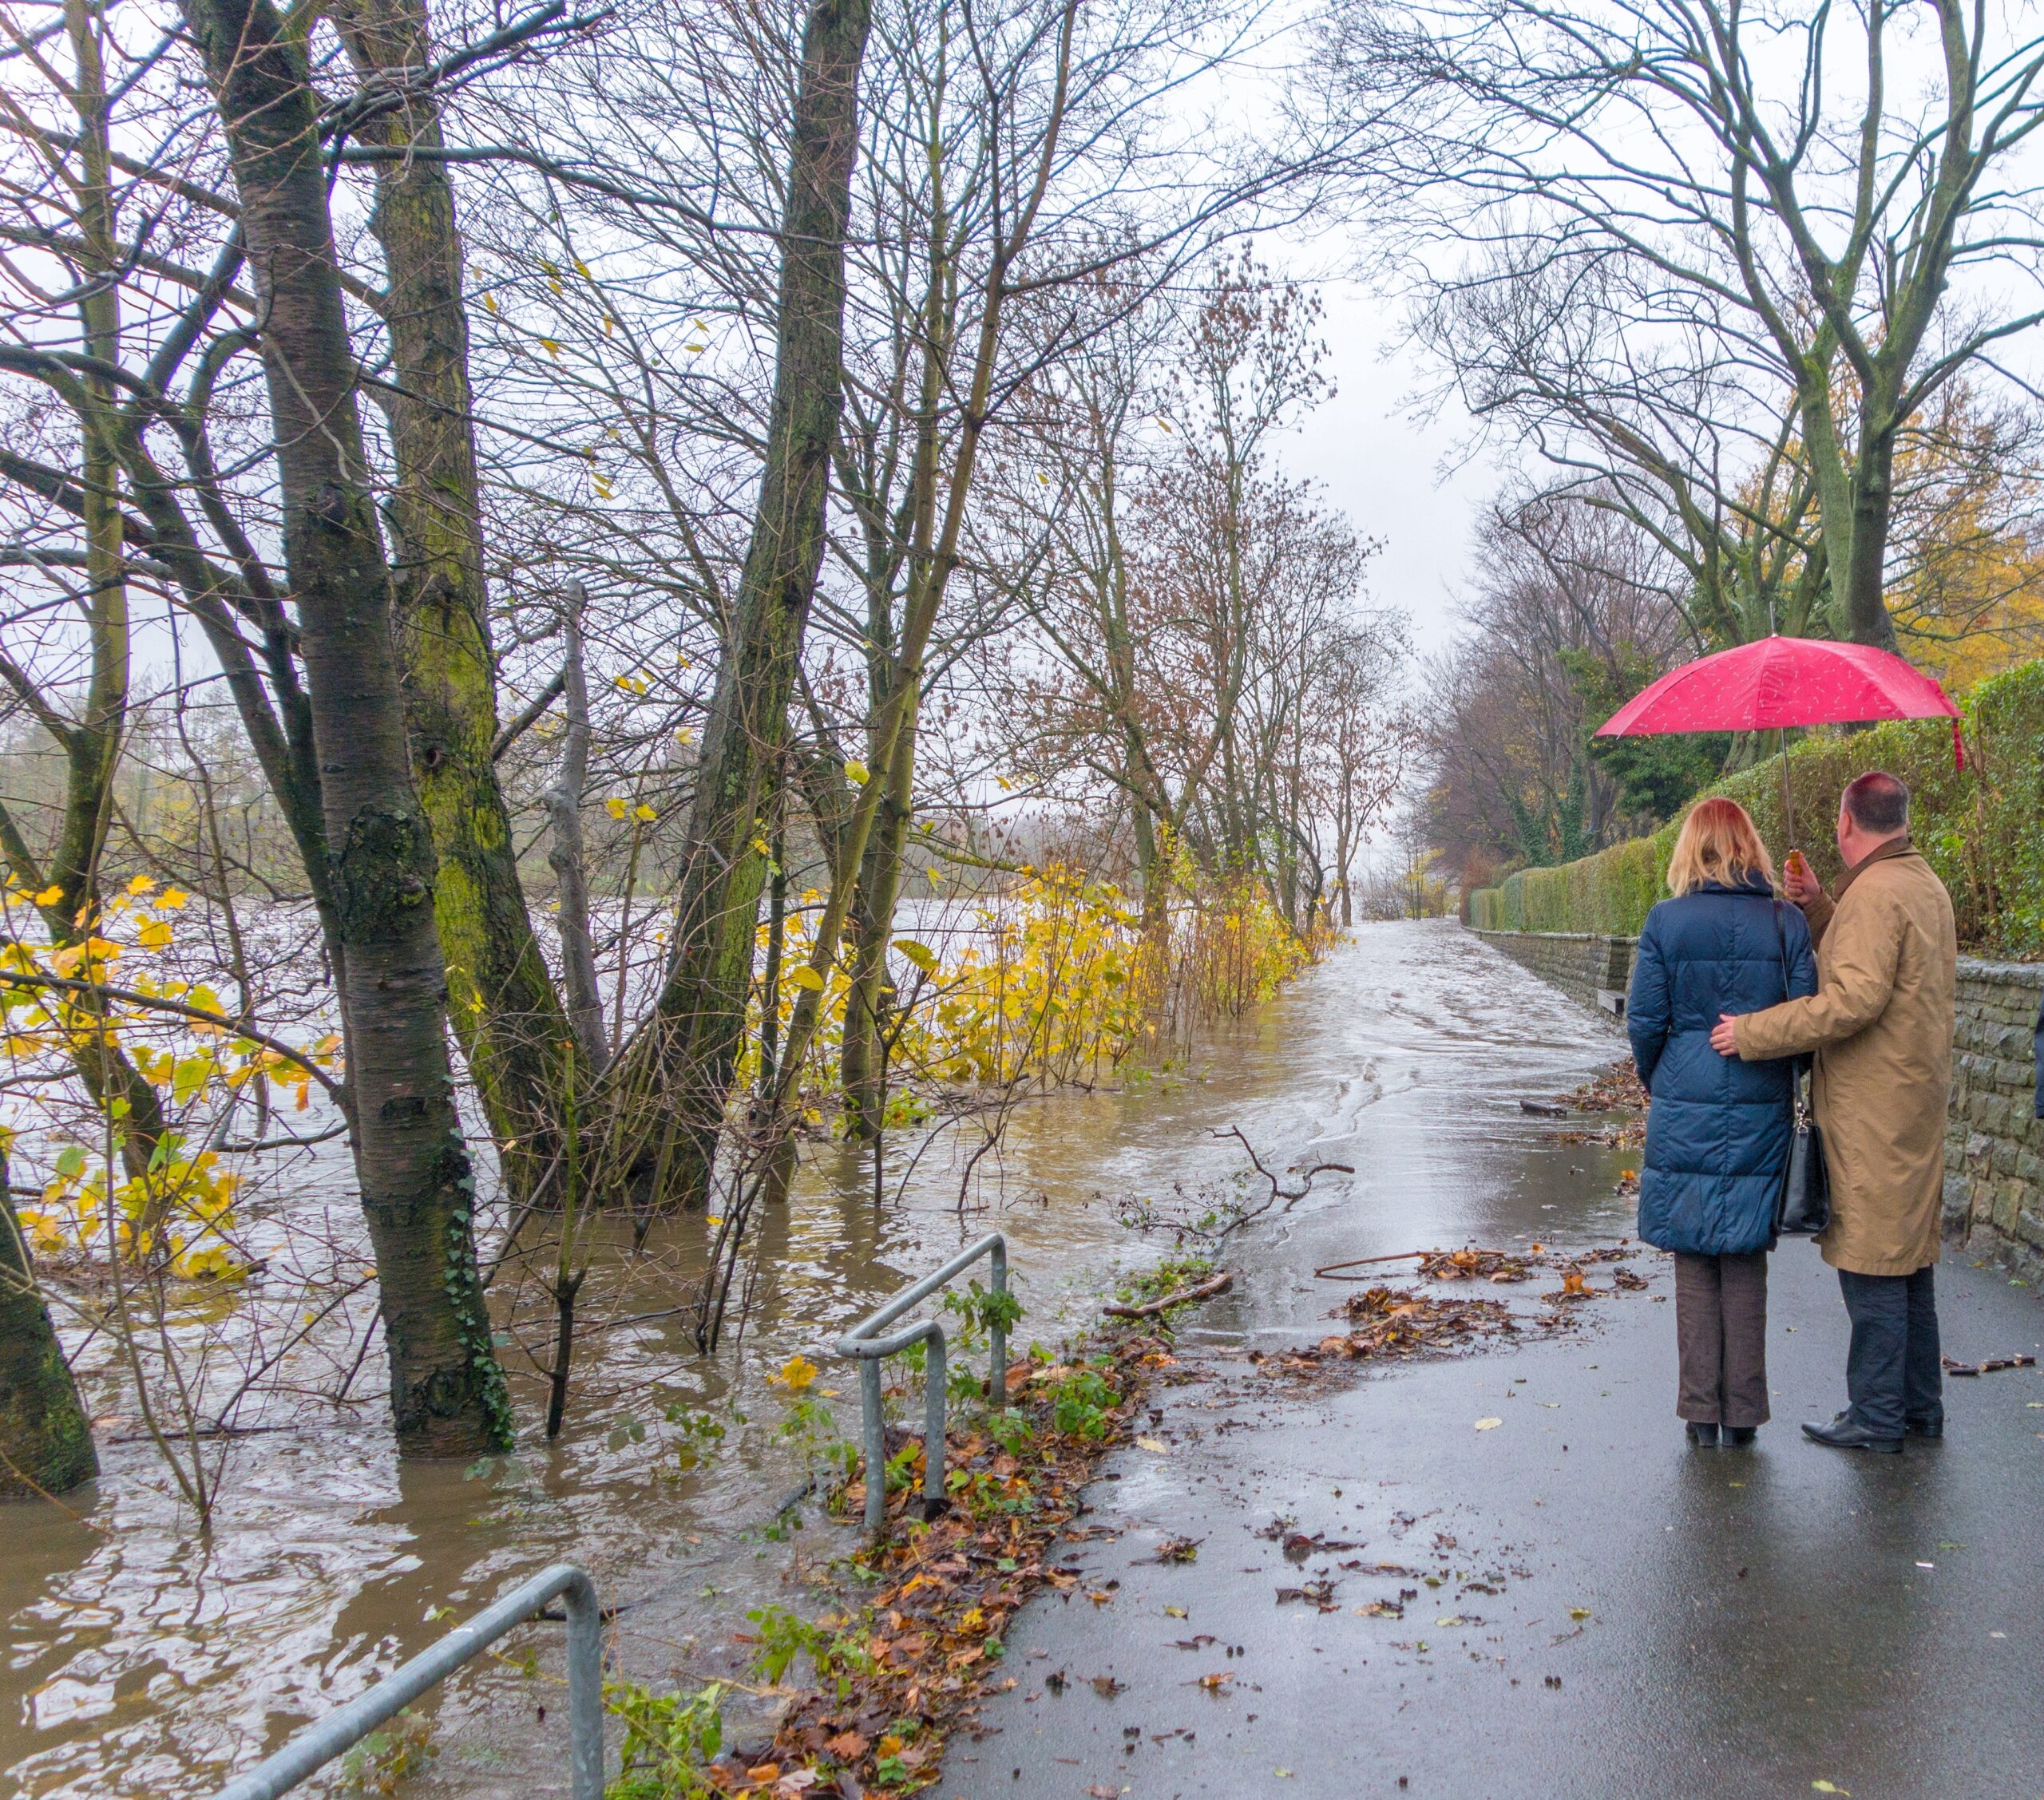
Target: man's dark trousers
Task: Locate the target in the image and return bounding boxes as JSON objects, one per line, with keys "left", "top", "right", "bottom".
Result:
{"left": 1837, "top": 1266, "right": 1942, "bottom": 1438}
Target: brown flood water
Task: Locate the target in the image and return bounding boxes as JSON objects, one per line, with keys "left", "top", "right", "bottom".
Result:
{"left": 1, "top": 921, "right": 1624, "bottom": 1798}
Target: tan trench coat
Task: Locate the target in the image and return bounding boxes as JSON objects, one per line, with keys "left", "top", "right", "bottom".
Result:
{"left": 1733, "top": 839, "right": 1956, "bottom": 1276}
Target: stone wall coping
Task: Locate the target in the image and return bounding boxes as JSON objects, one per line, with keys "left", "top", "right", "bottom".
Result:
{"left": 1957, "top": 958, "right": 2044, "bottom": 987}
{"left": 1468, "top": 924, "right": 2040, "bottom": 989}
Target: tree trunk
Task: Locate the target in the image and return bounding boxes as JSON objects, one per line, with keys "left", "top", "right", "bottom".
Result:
{"left": 1842, "top": 428, "right": 1901, "bottom": 651}
{"left": 546, "top": 588, "right": 608, "bottom": 1069}
{"left": 624, "top": 0, "right": 873, "bottom": 1211}
{"left": 179, "top": 0, "right": 511, "bottom": 1455}
{"left": 332, "top": 0, "right": 580, "bottom": 1194}
{"left": 0, "top": 1141, "right": 98, "bottom": 1499}
{"left": 840, "top": 682, "right": 915, "bottom": 1138}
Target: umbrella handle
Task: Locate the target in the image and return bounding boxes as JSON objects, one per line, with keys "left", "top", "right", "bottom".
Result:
{"left": 1779, "top": 728, "right": 1795, "bottom": 852}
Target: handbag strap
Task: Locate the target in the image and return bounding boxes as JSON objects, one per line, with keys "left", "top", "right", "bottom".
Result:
{"left": 1770, "top": 897, "right": 1808, "bottom": 1128}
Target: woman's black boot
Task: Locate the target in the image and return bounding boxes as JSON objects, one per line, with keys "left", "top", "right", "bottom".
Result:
{"left": 1721, "top": 1426, "right": 1757, "bottom": 1446}
{"left": 1686, "top": 1422, "right": 1719, "bottom": 1447}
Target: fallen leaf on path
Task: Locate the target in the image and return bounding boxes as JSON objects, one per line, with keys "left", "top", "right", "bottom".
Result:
{"left": 1136, "top": 1437, "right": 1171, "bottom": 1454}
{"left": 1197, "top": 1671, "right": 1234, "bottom": 1690}
{"left": 1474, "top": 1417, "right": 1503, "bottom": 1431}
{"left": 1164, "top": 1604, "right": 1189, "bottom": 1618}
{"left": 1812, "top": 1782, "right": 1851, "bottom": 1795}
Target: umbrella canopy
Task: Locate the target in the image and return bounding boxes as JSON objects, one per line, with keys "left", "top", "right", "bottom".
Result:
{"left": 1594, "top": 635, "right": 1964, "bottom": 849}
{"left": 1595, "top": 636, "right": 1960, "bottom": 739}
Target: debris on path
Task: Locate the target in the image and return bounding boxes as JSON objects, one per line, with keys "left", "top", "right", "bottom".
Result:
{"left": 1942, "top": 1352, "right": 2038, "bottom": 1375}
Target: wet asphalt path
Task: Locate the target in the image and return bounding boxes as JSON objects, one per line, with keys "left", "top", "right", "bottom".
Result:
{"left": 941, "top": 925, "right": 2044, "bottom": 1800}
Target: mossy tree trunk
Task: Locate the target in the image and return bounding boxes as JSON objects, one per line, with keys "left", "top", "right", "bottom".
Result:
{"left": 625, "top": 0, "right": 874, "bottom": 1211}
{"left": 331, "top": 0, "right": 582, "bottom": 1199}
{"left": 179, "top": 0, "right": 511, "bottom": 1454}
{"left": 0, "top": 1140, "right": 98, "bottom": 1498}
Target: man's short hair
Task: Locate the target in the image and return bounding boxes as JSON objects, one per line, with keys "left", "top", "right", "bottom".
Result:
{"left": 1842, "top": 770, "right": 1910, "bottom": 837}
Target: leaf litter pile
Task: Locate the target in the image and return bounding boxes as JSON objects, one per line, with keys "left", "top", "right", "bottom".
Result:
{"left": 1528, "top": 1057, "right": 1648, "bottom": 1149}
{"left": 1274, "top": 1240, "right": 1650, "bottom": 1373}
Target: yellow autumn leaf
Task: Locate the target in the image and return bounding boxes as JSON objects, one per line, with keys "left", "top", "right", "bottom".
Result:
{"left": 787, "top": 967, "right": 826, "bottom": 992}
{"left": 844, "top": 759, "right": 869, "bottom": 785}
{"left": 770, "top": 1354, "right": 818, "bottom": 1391}
{"left": 156, "top": 888, "right": 188, "bottom": 910}
{"left": 136, "top": 919, "right": 172, "bottom": 950}
{"left": 593, "top": 477, "right": 613, "bottom": 499}
{"left": 606, "top": 797, "right": 628, "bottom": 820}
{"left": 34, "top": 885, "right": 61, "bottom": 906}
{"left": 127, "top": 874, "right": 156, "bottom": 896}
{"left": 633, "top": 803, "right": 657, "bottom": 822}
{"left": 541, "top": 338, "right": 560, "bottom": 358}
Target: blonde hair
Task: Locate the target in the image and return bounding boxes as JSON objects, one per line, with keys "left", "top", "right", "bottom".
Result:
{"left": 1667, "top": 797, "right": 1776, "bottom": 897}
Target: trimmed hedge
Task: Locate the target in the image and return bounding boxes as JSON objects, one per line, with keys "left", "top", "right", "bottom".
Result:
{"left": 1467, "top": 658, "right": 2044, "bottom": 956}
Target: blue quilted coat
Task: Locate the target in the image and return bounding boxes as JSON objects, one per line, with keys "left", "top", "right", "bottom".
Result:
{"left": 1626, "top": 877, "right": 1818, "bottom": 1256}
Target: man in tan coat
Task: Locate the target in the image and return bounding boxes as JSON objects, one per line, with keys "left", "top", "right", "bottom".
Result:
{"left": 1709, "top": 771, "right": 1957, "bottom": 1453}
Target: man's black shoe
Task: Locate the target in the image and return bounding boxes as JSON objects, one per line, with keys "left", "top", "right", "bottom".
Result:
{"left": 1905, "top": 1416, "right": 1944, "bottom": 1439}
{"left": 1802, "top": 1414, "right": 1903, "bottom": 1454}
{"left": 1721, "top": 1426, "right": 1757, "bottom": 1446}
{"left": 1686, "top": 1422, "right": 1719, "bottom": 1447}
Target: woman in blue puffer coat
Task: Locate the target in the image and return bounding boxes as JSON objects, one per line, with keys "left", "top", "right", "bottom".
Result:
{"left": 1627, "top": 797, "right": 1816, "bottom": 1448}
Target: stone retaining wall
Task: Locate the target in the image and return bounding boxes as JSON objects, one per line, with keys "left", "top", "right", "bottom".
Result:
{"left": 1947, "top": 960, "right": 2044, "bottom": 1282}
{"left": 1470, "top": 928, "right": 1636, "bottom": 1014}
{"left": 1470, "top": 926, "right": 2044, "bottom": 1279}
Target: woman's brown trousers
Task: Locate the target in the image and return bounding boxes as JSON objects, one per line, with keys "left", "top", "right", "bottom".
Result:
{"left": 1673, "top": 1250, "right": 1770, "bottom": 1428}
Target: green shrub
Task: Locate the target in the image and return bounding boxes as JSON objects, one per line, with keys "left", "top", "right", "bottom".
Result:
{"left": 1464, "top": 657, "right": 2044, "bottom": 954}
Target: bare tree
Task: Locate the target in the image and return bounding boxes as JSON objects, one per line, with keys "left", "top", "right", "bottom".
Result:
{"left": 1329, "top": 0, "right": 2044, "bottom": 646}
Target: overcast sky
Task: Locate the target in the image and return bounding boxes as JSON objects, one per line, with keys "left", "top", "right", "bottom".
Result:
{"left": 1264, "top": 275, "right": 1487, "bottom": 663}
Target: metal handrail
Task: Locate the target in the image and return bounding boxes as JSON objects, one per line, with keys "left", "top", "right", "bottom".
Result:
{"left": 836, "top": 1231, "right": 1008, "bottom": 1534}
{"left": 210, "top": 1563, "right": 604, "bottom": 1800}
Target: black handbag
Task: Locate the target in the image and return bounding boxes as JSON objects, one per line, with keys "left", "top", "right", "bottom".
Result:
{"left": 1771, "top": 900, "right": 1830, "bottom": 1236}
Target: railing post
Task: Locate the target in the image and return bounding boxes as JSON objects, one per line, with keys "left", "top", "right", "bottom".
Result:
{"left": 921, "top": 1328, "right": 947, "bottom": 1517}
{"left": 564, "top": 1569, "right": 604, "bottom": 1800}
{"left": 860, "top": 1356, "right": 886, "bottom": 1536}
{"left": 988, "top": 1237, "right": 1008, "bottom": 1406}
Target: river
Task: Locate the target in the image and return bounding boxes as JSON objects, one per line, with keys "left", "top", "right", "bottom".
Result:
{"left": 0, "top": 920, "right": 1624, "bottom": 1798}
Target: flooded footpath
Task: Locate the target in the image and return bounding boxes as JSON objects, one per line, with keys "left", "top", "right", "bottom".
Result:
{"left": 949, "top": 932, "right": 2044, "bottom": 1800}
{"left": 26, "top": 914, "right": 1972, "bottom": 1798}
{"left": 8, "top": 919, "right": 1610, "bottom": 1790}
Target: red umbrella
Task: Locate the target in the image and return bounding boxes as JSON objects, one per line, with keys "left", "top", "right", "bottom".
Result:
{"left": 1595, "top": 635, "right": 1963, "bottom": 845}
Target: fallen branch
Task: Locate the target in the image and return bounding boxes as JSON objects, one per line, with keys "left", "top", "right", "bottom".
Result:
{"left": 1212, "top": 1127, "right": 1353, "bottom": 1240}
{"left": 1102, "top": 1271, "right": 1233, "bottom": 1318}
{"left": 1315, "top": 1251, "right": 1427, "bottom": 1279}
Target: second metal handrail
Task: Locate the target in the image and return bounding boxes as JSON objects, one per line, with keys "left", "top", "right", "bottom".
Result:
{"left": 209, "top": 1563, "right": 604, "bottom": 1800}
{"left": 836, "top": 1231, "right": 1008, "bottom": 1534}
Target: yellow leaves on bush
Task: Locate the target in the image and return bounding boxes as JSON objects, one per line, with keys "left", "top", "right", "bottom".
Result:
{"left": 30, "top": 1137, "right": 246, "bottom": 1278}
